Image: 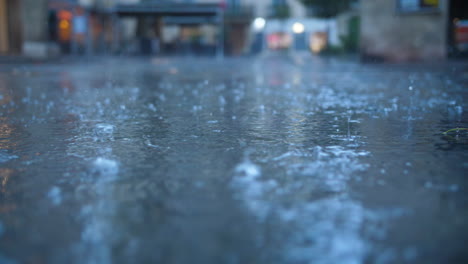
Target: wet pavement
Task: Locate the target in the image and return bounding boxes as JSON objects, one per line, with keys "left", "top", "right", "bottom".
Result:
{"left": 0, "top": 54, "right": 467, "bottom": 264}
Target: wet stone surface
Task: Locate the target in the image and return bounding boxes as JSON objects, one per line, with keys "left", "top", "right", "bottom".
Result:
{"left": 0, "top": 54, "right": 467, "bottom": 264}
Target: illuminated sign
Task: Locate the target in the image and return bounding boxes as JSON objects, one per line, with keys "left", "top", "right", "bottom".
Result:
{"left": 398, "top": 0, "right": 439, "bottom": 12}
{"left": 422, "top": 0, "right": 439, "bottom": 7}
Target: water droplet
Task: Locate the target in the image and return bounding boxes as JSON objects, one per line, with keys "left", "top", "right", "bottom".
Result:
{"left": 449, "top": 184, "right": 459, "bottom": 192}
{"left": 92, "top": 158, "right": 119, "bottom": 176}
{"left": 424, "top": 181, "right": 433, "bottom": 188}
{"left": 94, "top": 124, "right": 115, "bottom": 141}
{"left": 47, "top": 186, "right": 62, "bottom": 206}
{"left": 234, "top": 160, "right": 261, "bottom": 180}
{"left": 0, "top": 150, "right": 18, "bottom": 163}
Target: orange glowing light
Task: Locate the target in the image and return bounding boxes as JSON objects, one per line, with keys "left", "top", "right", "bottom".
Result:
{"left": 59, "top": 20, "right": 70, "bottom": 29}
{"left": 58, "top": 16, "right": 72, "bottom": 42}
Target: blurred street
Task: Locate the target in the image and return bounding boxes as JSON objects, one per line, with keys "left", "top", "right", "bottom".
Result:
{"left": 0, "top": 53, "right": 467, "bottom": 264}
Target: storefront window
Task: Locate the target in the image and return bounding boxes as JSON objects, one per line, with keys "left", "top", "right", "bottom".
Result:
{"left": 397, "top": 0, "right": 439, "bottom": 13}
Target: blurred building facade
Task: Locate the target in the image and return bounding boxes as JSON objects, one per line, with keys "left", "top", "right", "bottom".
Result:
{"left": 0, "top": 0, "right": 340, "bottom": 58}
{"left": 48, "top": 0, "right": 122, "bottom": 55}
{"left": 249, "top": 0, "right": 345, "bottom": 54}
{"left": 112, "top": 0, "right": 312, "bottom": 56}
{"left": 0, "top": 0, "right": 57, "bottom": 58}
{"left": 360, "top": 0, "right": 468, "bottom": 61}
{"left": 0, "top": 0, "right": 119, "bottom": 58}
{"left": 114, "top": 0, "right": 224, "bottom": 56}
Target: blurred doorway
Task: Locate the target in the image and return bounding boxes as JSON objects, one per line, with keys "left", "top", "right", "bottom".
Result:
{"left": 0, "top": 0, "right": 8, "bottom": 53}
{"left": 0, "top": 0, "right": 22, "bottom": 54}
{"left": 448, "top": 0, "right": 468, "bottom": 57}
{"left": 293, "top": 32, "right": 306, "bottom": 50}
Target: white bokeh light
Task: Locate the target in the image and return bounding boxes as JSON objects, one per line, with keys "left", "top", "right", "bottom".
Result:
{"left": 292, "top": 22, "right": 305, "bottom": 34}
{"left": 253, "top": 17, "right": 266, "bottom": 31}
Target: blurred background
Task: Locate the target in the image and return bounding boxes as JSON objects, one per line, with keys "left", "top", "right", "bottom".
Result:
{"left": 1, "top": 2, "right": 468, "bottom": 264}
{"left": 0, "top": 0, "right": 467, "bottom": 61}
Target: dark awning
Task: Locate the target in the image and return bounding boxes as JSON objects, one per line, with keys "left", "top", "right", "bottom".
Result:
{"left": 163, "top": 16, "right": 220, "bottom": 25}
{"left": 115, "top": 2, "right": 222, "bottom": 18}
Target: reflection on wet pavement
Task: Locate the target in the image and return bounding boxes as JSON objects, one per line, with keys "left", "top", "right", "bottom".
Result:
{"left": 0, "top": 55, "right": 467, "bottom": 264}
